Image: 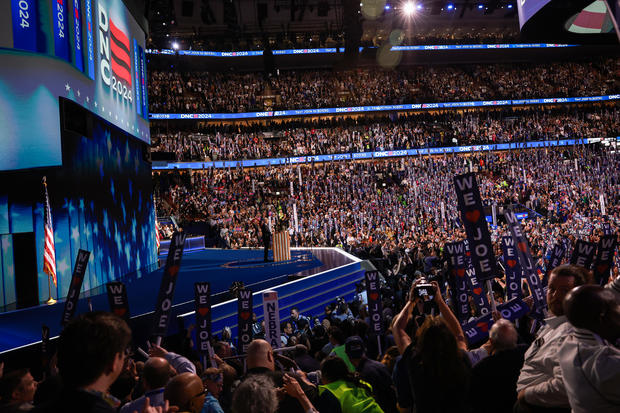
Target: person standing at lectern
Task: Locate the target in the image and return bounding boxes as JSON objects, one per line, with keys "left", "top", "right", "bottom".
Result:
{"left": 261, "top": 215, "right": 271, "bottom": 262}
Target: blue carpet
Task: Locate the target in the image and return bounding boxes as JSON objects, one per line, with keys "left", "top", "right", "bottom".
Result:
{"left": 0, "top": 249, "right": 321, "bottom": 353}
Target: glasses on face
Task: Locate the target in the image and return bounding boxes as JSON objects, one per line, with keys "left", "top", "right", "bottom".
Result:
{"left": 191, "top": 389, "right": 208, "bottom": 400}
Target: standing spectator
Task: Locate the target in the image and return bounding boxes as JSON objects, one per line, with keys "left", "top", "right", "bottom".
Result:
{"left": 33, "top": 312, "right": 132, "bottom": 413}
{"left": 165, "top": 372, "right": 205, "bottom": 413}
{"left": 231, "top": 375, "right": 278, "bottom": 413}
{"left": 120, "top": 357, "right": 172, "bottom": 413}
{"left": 290, "top": 307, "right": 312, "bottom": 332}
{"left": 0, "top": 369, "right": 37, "bottom": 412}
{"left": 470, "top": 319, "right": 526, "bottom": 413}
{"left": 515, "top": 264, "right": 588, "bottom": 412}
{"left": 201, "top": 368, "right": 225, "bottom": 413}
{"left": 344, "top": 336, "right": 398, "bottom": 413}
{"left": 558, "top": 284, "right": 620, "bottom": 413}
{"left": 317, "top": 356, "right": 384, "bottom": 413}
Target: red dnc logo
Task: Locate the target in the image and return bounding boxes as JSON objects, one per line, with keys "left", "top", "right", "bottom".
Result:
{"left": 98, "top": 4, "right": 133, "bottom": 102}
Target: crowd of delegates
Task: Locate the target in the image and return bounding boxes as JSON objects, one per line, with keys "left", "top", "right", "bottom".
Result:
{"left": 154, "top": 146, "right": 620, "bottom": 266}
{"left": 1, "top": 262, "right": 619, "bottom": 413}
{"left": 150, "top": 105, "right": 620, "bottom": 161}
{"left": 147, "top": 59, "right": 618, "bottom": 113}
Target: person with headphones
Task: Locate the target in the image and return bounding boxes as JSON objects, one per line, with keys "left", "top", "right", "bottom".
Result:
{"left": 558, "top": 284, "right": 620, "bottom": 413}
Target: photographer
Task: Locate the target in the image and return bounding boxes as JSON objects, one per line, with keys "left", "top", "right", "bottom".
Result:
{"left": 392, "top": 280, "right": 472, "bottom": 412}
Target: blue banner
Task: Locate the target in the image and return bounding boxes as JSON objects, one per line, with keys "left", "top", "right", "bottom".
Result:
{"left": 152, "top": 138, "right": 591, "bottom": 170}
{"left": 133, "top": 39, "right": 142, "bottom": 117}
{"left": 72, "top": 0, "right": 83, "bottom": 71}
{"left": 11, "top": 0, "right": 38, "bottom": 52}
{"left": 445, "top": 241, "right": 471, "bottom": 324}
{"left": 84, "top": 0, "right": 95, "bottom": 79}
{"left": 150, "top": 95, "right": 620, "bottom": 120}
{"left": 463, "top": 297, "right": 531, "bottom": 345}
{"left": 53, "top": 0, "right": 71, "bottom": 61}
{"left": 146, "top": 43, "right": 578, "bottom": 57}
{"left": 139, "top": 46, "right": 148, "bottom": 120}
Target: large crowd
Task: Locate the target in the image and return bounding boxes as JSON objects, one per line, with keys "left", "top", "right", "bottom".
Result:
{"left": 148, "top": 59, "right": 618, "bottom": 113}
{"left": 150, "top": 106, "right": 620, "bottom": 161}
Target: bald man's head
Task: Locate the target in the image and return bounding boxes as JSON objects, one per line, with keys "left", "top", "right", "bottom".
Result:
{"left": 164, "top": 372, "right": 205, "bottom": 413}
{"left": 489, "top": 319, "right": 518, "bottom": 353}
{"left": 564, "top": 285, "right": 620, "bottom": 342}
{"left": 143, "top": 357, "right": 172, "bottom": 390}
{"left": 246, "top": 339, "right": 275, "bottom": 371}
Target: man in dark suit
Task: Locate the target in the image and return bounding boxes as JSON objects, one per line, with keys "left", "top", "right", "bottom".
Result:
{"left": 261, "top": 216, "right": 271, "bottom": 262}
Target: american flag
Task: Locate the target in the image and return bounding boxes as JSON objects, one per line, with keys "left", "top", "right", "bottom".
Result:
{"left": 155, "top": 218, "right": 161, "bottom": 249}
{"left": 42, "top": 177, "right": 57, "bottom": 287}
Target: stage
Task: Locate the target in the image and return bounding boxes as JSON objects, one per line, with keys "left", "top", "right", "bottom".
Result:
{"left": 0, "top": 247, "right": 357, "bottom": 355}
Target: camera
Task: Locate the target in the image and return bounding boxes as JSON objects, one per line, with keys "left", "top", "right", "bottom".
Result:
{"left": 414, "top": 278, "right": 435, "bottom": 300}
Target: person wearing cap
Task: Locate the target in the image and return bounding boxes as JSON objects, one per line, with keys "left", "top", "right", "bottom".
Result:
{"left": 200, "top": 368, "right": 224, "bottom": 413}
{"left": 345, "top": 336, "right": 397, "bottom": 413}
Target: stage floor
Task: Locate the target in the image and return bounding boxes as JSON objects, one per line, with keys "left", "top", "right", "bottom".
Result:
{"left": 0, "top": 248, "right": 337, "bottom": 354}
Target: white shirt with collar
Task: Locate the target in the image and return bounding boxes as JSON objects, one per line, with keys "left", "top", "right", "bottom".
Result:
{"left": 559, "top": 328, "right": 620, "bottom": 413}
{"left": 516, "top": 315, "right": 571, "bottom": 407}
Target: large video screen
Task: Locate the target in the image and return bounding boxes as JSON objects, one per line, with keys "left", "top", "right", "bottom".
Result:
{"left": 517, "top": 0, "right": 553, "bottom": 28}
{"left": 0, "top": 0, "right": 150, "bottom": 171}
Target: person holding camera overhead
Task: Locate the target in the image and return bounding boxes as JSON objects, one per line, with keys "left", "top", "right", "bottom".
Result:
{"left": 392, "top": 279, "right": 473, "bottom": 413}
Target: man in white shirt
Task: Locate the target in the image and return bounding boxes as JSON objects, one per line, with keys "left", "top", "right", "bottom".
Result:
{"left": 558, "top": 282, "right": 620, "bottom": 413}
{"left": 515, "top": 265, "right": 588, "bottom": 412}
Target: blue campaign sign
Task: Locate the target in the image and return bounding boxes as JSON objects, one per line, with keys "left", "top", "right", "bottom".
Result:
{"left": 53, "top": 0, "right": 71, "bottom": 61}
{"left": 11, "top": 0, "right": 38, "bottom": 52}
{"left": 133, "top": 39, "right": 142, "bottom": 116}
{"left": 73, "top": 0, "right": 83, "bottom": 71}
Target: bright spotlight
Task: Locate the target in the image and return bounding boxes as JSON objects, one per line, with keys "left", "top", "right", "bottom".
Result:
{"left": 385, "top": 4, "right": 391, "bottom": 10}
{"left": 478, "top": 4, "right": 484, "bottom": 9}
{"left": 172, "top": 42, "right": 179, "bottom": 50}
{"left": 446, "top": 3, "right": 454, "bottom": 10}
{"left": 417, "top": 4, "right": 423, "bottom": 9}
{"left": 402, "top": 1, "right": 416, "bottom": 16}
{"left": 507, "top": 4, "right": 513, "bottom": 8}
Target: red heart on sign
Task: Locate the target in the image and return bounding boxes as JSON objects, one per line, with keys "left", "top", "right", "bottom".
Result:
{"left": 465, "top": 210, "right": 480, "bottom": 223}
{"left": 596, "top": 264, "right": 609, "bottom": 274}
{"left": 240, "top": 311, "right": 251, "bottom": 320}
{"left": 517, "top": 242, "right": 527, "bottom": 253}
{"left": 473, "top": 287, "right": 483, "bottom": 295}
{"left": 465, "top": 251, "right": 471, "bottom": 257}
{"left": 477, "top": 321, "right": 490, "bottom": 333}
{"left": 369, "top": 292, "right": 379, "bottom": 301}
{"left": 456, "top": 268, "right": 465, "bottom": 277}
{"left": 198, "top": 308, "right": 210, "bottom": 316}
{"left": 168, "top": 265, "right": 179, "bottom": 277}
{"left": 114, "top": 308, "right": 126, "bottom": 317}
{"left": 506, "top": 260, "right": 517, "bottom": 268}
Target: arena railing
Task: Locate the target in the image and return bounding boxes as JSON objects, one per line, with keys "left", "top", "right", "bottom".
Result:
{"left": 148, "top": 94, "right": 620, "bottom": 120}
{"left": 145, "top": 43, "right": 577, "bottom": 57}
{"left": 152, "top": 137, "right": 597, "bottom": 170}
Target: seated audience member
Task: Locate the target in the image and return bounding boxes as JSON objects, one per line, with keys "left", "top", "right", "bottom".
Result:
{"left": 149, "top": 344, "right": 196, "bottom": 374}
{"left": 120, "top": 357, "right": 172, "bottom": 413}
{"left": 515, "top": 265, "right": 587, "bottom": 413}
{"left": 231, "top": 375, "right": 278, "bottom": 413}
{"left": 559, "top": 284, "right": 620, "bottom": 413}
{"left": 201, "top": 368, "right": 224, "bottom": 413}
{"left": 33, "top": 312, "right": 132, "bottom": 413}
{"left": 393, "top": 281, "right": 472, "bottom": 413}
{"left": 470, "top": 319, "right": 526, "bottom": 413}
{"left": 344, "top": 336, "right": 398, "bottom": 413}
{"left": 164, "top": 372, "right": 205, "bottom": 413}
{"left": 0, "top": 369, "right": 38, "bottom": 412}
{"left": 317, "top": 356, "right": 384, "bottom": 413}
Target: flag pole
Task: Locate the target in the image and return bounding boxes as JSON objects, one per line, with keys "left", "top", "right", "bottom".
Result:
{"left": 43, "top": 177, "right": 57, "bottom": 305}
{"left": 46, "top": 273, "right": 56, "bottom": 305}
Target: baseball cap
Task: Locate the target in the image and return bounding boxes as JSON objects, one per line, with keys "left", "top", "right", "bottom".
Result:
{"left": 345, "top": 336, "right": 365, "bottom": 359}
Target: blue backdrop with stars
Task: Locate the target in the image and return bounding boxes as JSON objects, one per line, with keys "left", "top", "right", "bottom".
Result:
{"left": 0, "top": 114, "right": 157, "bottom": 308}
